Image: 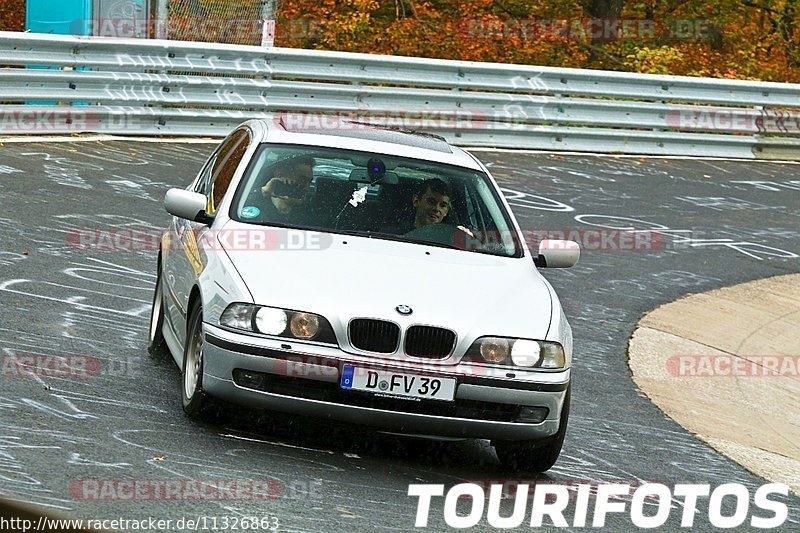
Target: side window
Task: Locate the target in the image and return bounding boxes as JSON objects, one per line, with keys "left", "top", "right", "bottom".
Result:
{"left": 204, "top": 129, "right": 250, "bottom": 215}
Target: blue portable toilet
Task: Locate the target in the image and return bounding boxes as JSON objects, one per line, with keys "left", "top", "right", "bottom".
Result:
{"left": 25, "top": 1, "right": 150, "bottom": 106}
{"left": 25, "top": 0, "right": 92, "bottom": 106}
{"left": 26, "top": 0, "right": 92, "bottom": 35}
{"left": 26, "top": 0, "right": 151, "bottom": 37}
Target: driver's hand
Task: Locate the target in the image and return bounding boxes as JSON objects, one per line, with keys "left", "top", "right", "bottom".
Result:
{"left": 456, "top": 225, "right": 475, "bottom": 238}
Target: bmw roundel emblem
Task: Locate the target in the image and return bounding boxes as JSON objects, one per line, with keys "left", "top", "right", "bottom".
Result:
{"left": 395, "top": 305, "right": 413, "bottom": 315}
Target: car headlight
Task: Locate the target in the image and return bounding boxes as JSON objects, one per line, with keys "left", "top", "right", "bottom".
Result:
{"left": 289, "top": 312, "right": 319, "bottom": 339}
{"left": 219, "top": 303, "right": 255, "bottom": 330}
{"left": 511, "top": 339, "right": 541, "bottom": 367}
{"left": 220, "top": 303, "right": 336, "bottom": 344}
{"left": 255, "top": 307, "right": 288, "bottom": 335}
{"left": 479, "top": 337, "right": 510, "bottom": 363}
{"left": 539, "top": 342, "right": 567, "bottom": 368}
{"left": 465, "top": 337, "right": 566, "bottom": 369}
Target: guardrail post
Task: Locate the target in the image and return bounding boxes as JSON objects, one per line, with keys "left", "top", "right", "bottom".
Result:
{"left": 260, "top": 1, "right": 277, "bottom": 47}
{"left": 155, "top": 0, "right": 169, "bottom": 39}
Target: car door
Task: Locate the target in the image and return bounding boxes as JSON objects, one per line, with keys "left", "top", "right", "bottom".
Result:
{"left": 162, "top": 128, "right": 251, "bottom": 346}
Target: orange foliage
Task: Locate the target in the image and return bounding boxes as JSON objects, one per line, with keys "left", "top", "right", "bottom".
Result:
{"left": 0, "top": 0, "right": 25, "bottom": 31}
{"left": 3, "top": 0, "right": 799, "bottom": 82}
{"left": 277, "top": 0, "right": 800, "bottom": 82}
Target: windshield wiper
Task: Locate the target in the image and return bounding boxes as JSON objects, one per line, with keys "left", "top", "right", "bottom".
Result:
{"left": 401, "top": 237, "right": 461, "bottom": 250}
{"left": 335, "top": 229, "right": 409, "bottom": 242}
{"left": 334, "top": 229, "right": 459, "bottom": 249}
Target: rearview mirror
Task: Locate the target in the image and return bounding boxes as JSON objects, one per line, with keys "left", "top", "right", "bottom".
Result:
{"left": 533, "top": 239, "right": 580, "bottom": 268}
{"left": 164, "top": 188, "right": 214, "bottom": 224}
{"left": 348, "top": 168, "right": 399, "bottom": 184}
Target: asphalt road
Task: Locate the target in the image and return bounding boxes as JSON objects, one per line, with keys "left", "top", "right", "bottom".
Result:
{"left": 0, "top": 140, "right": 798, "bottom": 532}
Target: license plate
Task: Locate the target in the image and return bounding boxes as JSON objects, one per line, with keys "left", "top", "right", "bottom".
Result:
{"left": 340, "top": 365, "right": 456, "bottom": 402}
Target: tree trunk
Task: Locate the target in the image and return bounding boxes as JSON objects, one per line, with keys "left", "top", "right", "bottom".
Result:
{"left": 583, "top": 0, "right": 625, "bottom": 20}
{"left": 580, "top": 0, "right": 625, "bottom": 62}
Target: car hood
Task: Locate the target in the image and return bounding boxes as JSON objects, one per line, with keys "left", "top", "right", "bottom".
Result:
{"left": 219, "top": 223, "right": 553, "bottom": 349}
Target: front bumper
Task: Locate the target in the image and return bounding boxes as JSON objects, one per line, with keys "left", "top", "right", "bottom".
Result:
{"left": 202, "top": 324, "right": 570, "bottom": 441}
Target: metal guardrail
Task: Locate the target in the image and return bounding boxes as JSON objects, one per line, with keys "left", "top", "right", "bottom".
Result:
{"left": 2, "top": 31, "right": 800, "bottom": 158}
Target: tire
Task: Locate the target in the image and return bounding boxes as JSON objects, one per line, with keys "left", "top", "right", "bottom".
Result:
{"left": 147, "top": 266, "right": 169, "bottom": 359}
{"left": 494, "top": 385, "right": 571, "bottom": 473}
{"left": 181, "top": 299, "right": 214, "bottom": 420}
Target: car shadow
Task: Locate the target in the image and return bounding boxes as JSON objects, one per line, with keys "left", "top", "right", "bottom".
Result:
{"left": 203, "top": 401, "right": 555, "bottom": 482}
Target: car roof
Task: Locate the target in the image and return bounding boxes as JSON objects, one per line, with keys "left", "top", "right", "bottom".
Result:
{"left": 244, "top": 117, "right": 484, "bottom": 171}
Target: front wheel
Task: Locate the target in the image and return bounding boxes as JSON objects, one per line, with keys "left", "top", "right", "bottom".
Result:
{"left": 181, "top": 299, "right": 214, "bottom": 420}
{"left": 494, "top": 385, "right": 571, "bottom": 473}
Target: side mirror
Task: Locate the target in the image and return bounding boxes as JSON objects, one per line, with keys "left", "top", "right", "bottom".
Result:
{"left": 164, "top": 189, "right": 214, "bottom": 224}
{"left": 533, "top": 239, "right": 580, "bottom": 268}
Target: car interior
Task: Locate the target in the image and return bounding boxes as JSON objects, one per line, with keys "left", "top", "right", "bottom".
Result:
{"left": 235, "top": 147, "right": 517, "bottom": 255}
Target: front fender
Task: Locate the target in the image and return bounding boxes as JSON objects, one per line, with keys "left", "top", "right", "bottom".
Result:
{"left": 197, "top": 237, "right": 254, "bottom": 327}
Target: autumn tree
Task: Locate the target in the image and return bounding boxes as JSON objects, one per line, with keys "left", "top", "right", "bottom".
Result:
{"left": 0, "top": 0, "right": 25, "bottom": 31}
{"left": 2, "top": 0, "right": 799, "bottom": 81}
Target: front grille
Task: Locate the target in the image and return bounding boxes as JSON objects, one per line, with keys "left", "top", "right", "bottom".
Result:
{"left": 349, "top": 319, "right": 400, "bottom": 353}
{"left": 404, "top": 326, "right": 456, "bottom": 359}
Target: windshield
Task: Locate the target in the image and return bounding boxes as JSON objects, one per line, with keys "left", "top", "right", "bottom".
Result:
{"left": 230, "top": 144, "right": 519, "bottom": 257}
